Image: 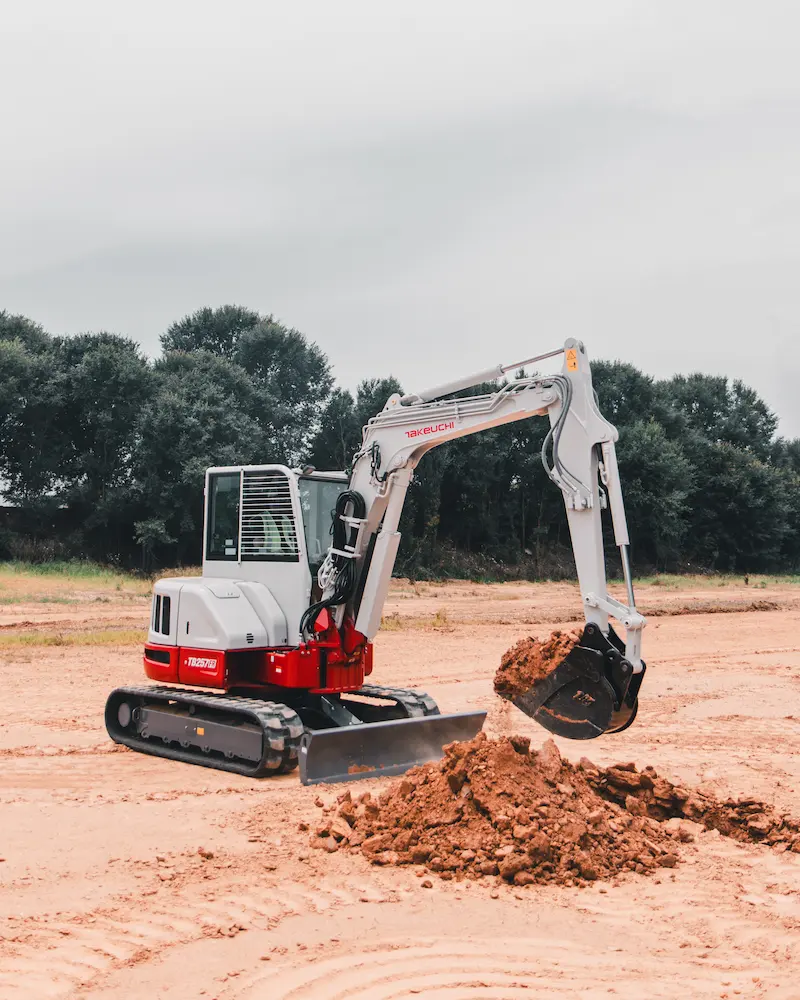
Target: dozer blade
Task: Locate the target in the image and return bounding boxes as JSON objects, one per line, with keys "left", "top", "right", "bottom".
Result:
{"left": 507, "top": 624, "right": 645, "bottom": 740}
{"left": 298, "top": 710, "right": 487, "bottom": 786}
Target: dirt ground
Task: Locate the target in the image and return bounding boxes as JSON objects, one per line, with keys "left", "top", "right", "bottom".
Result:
{"left": 2, "top": 574, "right": 800, "bottom": 999}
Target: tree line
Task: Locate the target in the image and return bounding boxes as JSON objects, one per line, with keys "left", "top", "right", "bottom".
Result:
{"left": 2, "top": 305, "right": 799, "bottom": 578}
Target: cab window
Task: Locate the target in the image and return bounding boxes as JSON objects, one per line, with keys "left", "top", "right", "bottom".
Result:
{"left": 206, "top": 473, "right": 240, "bottom": 560}
{"left": 298, "top": 477, "right": 348, "bottom": 574}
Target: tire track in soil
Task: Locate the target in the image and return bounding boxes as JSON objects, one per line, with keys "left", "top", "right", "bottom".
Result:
{"left": 0, "top": 744, "right": 120, "bottom": 759}
{"left": 236, "top": 939, "right": 752, "bottom": 1000}
{"left": 0, "top": 878, "right": 367, "bottom": 1000}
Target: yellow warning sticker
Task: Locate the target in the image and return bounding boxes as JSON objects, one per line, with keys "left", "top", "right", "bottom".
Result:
{"left": 196, "top": 726, "right": 205, "bottom": 736}
{"left": 566, "top": 348, "right": 578, "bottom": 371}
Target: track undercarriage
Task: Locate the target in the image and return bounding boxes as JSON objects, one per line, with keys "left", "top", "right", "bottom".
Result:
{"left": 105, "top": 684, "right": 486, "bottom": 785}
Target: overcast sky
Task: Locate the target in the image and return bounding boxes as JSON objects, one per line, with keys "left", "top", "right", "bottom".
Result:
{"left": 4, "top": 1, "right": 800, "bottom": 433}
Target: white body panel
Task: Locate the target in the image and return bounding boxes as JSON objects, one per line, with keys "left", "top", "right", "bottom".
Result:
{"left": 354, "top": 530, "right": 401, "bottom": 638}
{"left": 149, "top": 578, "right": 287, "bottom": 649}
{"left": 201, "top": 562, "right": 310, "bottom": 645}
{"left": 148, "top": 578, "right": 182, "bottom": 645}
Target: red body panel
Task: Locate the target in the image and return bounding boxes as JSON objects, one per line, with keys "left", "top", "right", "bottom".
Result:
{"left": 143, "top": 644, "right": 179, "bottom": 683}
{"left": 263, "top": 647, "right": 320, "bottom": 688}
{"left": 143, "top": 620, "right": 373, "bottom": 695}
{"left": 178, "top": 648, "right": 227, "bottom": 688}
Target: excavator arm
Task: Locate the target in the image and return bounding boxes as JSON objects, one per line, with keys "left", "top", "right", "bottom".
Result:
{"left": 315, "top": 338, "right": 646, "bottom": 740}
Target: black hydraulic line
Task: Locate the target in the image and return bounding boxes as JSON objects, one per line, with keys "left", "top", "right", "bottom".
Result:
{"left": 540, "top": 374, "right": 589, "bottom": 496}
{"left": 299, "top": 489, "right": 367, "bottom": 641}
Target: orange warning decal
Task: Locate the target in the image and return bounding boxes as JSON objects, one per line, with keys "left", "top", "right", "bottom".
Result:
{"left": 196, "top": 726, "right": 205, "bottom": 736}
{"left": 566, "top": 348, "right": 579, "bottom": 371}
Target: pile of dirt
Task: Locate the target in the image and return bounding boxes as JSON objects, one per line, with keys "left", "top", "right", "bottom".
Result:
{"left": 311, "top": 734, "right": 680, "bottom": 886}
{"left": 493, "top": 630, "right": 581, "bottom": 702}
{"left": 311, "top": 735, "right": 800, "bottom": 887}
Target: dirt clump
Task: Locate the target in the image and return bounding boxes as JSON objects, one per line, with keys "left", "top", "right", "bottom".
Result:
{"left": 592, "top": 760, "right": 800, "bottom": 852}
{"left": 494, "top": 630, "right": 582, "bottom": 702}
{"left": 313, "top": 733, "right": 679, "bottom": 886}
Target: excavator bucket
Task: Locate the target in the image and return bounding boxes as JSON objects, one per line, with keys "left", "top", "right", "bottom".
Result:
{"left": 298, "top": 710, "right": 487, "bottom": 785}
{"left": 497, "top": 624, "right": 645, "bottom": 740}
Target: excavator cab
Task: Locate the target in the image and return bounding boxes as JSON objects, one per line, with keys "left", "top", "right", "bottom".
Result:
{"left": 297, "top": 475, "right": 350, "bottom": 574}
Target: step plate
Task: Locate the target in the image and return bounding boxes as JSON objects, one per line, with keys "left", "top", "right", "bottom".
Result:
{"left": 299, "top": 710, "right": 487, "bottom": 786}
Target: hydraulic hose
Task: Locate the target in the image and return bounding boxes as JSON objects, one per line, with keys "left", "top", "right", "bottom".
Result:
{"left": 540, "top": 375, "right": 587, "bottom": 495}
{"left": 299, "top": 489, "right": 367, "bottom": 641}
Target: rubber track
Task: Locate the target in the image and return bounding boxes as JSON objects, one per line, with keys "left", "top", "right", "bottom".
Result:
{"left": 348, "top": 683, "right": 440, "bottom": 719}
{"left": 106, "top": 685, "right": 304, "bottom": 778}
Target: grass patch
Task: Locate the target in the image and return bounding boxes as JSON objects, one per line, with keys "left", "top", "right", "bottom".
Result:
{"left": 0, "top": 561, "right": 154, "bottom": 600}
{"left": 381, "top": 612, "right": 405, "bottom": 631}
{"left": 0, "top": 560, "right": 127, "bottom": 580}
{"left": 380, "top": 608, "right": 455, "bottom": 631}
{"left": 0, "top": 628, "right": 146, "bottom": 648}
{"left": 630, "top": 573, "right": 800, "bottom": 589}
{"left": 155, "top": 566, "right": 202, "bottom": 580}
{"left": 0, "top": 593, "right": 79, "bottom": 605}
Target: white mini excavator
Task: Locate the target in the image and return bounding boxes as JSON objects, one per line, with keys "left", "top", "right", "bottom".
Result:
{"left": 106, "top": 339, "right": 646, "bottom": 784}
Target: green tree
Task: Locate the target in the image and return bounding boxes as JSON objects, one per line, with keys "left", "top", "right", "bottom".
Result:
{"left": 133, "top": 351, "right": 264, "bottom": 564}
{"left": 235, "top": 319, "right": 333, "bottom": 462}
{"left": 614, "top": 420, "right": 693, "bottom": 568}
{"left": 51, "top": 333, "right": 152, "bottom": 557}
{"left": 778, "top": 466, "right": 800, "bottom": 569}
{"left": 770, "top": 437, "right": 800, "bottom": 474}
{"left": 161, "top": 305, "right": 262, "bottom": 358}
{"left": 352, "top": 377, "right": 403, "bottom": 430}
{"left": 0, "top": 336, "right": 66, "bottom": 507}
{"left": 684, "top": 440, "right": 789, "bottom": 571}
{"left": 309, "top": 377, "right": 402, "bottom": 471}
{"left": 309, "top": 388, "right": 358, "bottom": 470}
{"left": 0, "top": 310, "right": 51, "bottom": 353}
{"left": 591, "top": 361, "right": 659, "bottom": 427}
{"left": 660, "top": 373, "right": 778, "bottom": 459}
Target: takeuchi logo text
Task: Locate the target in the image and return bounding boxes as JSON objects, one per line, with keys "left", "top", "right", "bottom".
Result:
{"left": 405, "top": 420, "right": 455, "bottom": 439}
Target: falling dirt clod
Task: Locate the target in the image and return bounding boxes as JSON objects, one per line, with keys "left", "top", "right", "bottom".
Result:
{"left": 493, "top": 630, "right": 582, "bottom": 702}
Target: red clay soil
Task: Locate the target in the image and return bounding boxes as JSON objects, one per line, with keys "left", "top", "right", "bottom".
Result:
{"left": 312, "top": 734, "right": 679, "bottom": 886}
{"left": 591, "top": 758, "right": 800, "bottom": 849}
{"left": 493, "top": 630, "right": 582, "bottom": 701}
{"left": 312, "top": 734, "right": 800, "bottom": 887}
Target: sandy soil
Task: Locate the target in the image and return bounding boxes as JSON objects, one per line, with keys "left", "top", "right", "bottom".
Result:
{"left": 2, "top": 577, "right": 800, "bottom": 999}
